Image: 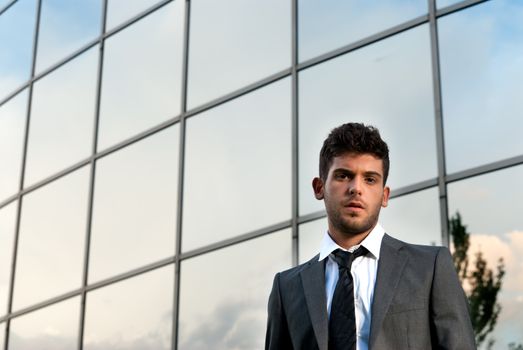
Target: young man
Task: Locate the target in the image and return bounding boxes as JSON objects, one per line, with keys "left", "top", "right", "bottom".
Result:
{"left": 265, "top": 123, "right": 475, "bottom": 350}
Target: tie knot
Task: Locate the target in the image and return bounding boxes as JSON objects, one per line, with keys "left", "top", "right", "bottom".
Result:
{"left": 331, "top": 246, "right": 368, "bottom": 269}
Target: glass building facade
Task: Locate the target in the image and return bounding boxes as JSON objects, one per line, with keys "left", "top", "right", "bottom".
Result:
{"left": 0, "top": 0, "right": 522, "bottom": 349}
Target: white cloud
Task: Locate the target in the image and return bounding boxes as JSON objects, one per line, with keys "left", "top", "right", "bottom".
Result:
{"left": 466, "top": 231, "right": 523, "bottom": 346}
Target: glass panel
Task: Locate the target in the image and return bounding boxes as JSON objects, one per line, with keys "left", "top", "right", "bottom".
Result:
{"left": 299, "top": 25, "right": 437, "bottom": 216}
{"left": 106, "top": 0, "right": 162, "bottom": 30}
{"left": 380, "top": 187, "right": 441, "bottom": 246}
{"left": 448, "top": 165, "right": 523, "bottom": 348}
{"left": 437, "top": 0, "right": 462, "bottom": 9}
{"left": 183, "top": 79, "right": 291, "bottom": 252}
{"left": 89, "top": 126, "right": 179, "bottom": 283}
{"left": 83, "top": 265, "right": 174, "bottom": 350}
{"left": 24, "top": 47, "right": 98, "bottom": 187}
{"left": 178, "top": 229, "right": 292, "bottom": 349}
{"left": 35, "top": 0, "right": 102, "bottom": 73}
{"left": 439, "top": 1, "right": 523, "bottom": 173}
{"left": 0, "top": 202, "right": 17, "bottom": 316}
{"left": 13, "top": 167, "right": 89, "bottom": 310}
{"left": 0, "top": 0, "right": 36, "bottom": 101}
{"left": 97, "top": 1, "right": 184, "bottom": 150}
{"left": 8, "top": 297, "right": 80, "bottom": 350}
{"left": 0, "top": 90, "right": 27, "bottom": 201}
{"left": 299, "top": 217, "right": 327, "bottom": 264}
{"left": 299, "top": 0, "right": 427, "bottom": 62}
{"left": 187, "top": 0, "right": 290, "bottom": 108}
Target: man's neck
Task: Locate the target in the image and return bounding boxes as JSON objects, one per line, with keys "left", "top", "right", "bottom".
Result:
{"left": 328, "top": 225, "right": 376, "bottom": 250}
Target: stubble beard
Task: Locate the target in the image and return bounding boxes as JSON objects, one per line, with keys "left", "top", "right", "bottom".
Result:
{"left": 327, "top": 203, "right": 381, "bottom": 238}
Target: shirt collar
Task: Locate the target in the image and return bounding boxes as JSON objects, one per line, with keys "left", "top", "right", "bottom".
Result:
{"left": 318, "top": 223, "right": 385, "bottom": 261}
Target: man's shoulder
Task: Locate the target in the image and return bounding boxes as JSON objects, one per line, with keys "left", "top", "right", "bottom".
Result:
{"left": 384, "top": 233, "right": 450, "bottom": 261}
{"left": 276, "top": 254, "right": 322, "bottom": 281}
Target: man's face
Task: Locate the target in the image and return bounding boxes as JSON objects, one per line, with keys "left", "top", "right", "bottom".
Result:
{"left": 313, "top": 152, "right": 390, "bottom": 238}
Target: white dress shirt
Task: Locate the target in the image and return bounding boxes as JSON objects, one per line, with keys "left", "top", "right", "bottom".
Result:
{"left": 318, "top": 223, "right": 385, "bottom": 350}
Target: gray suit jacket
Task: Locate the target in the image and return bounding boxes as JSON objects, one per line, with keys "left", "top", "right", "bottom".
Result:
{"left": 265, "top": 234, "right": 476, "bottom": 350}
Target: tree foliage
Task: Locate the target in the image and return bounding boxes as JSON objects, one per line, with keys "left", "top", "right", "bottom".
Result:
{"left": 449, "top": 212, "right": 505, "bottom": 348}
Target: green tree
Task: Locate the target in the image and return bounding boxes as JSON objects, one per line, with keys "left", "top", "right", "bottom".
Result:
{"left": 450, "top": 212, "right": 470, "bottom": 281}
{"left": 449, "top": 212, "right": 505, "bottom": 348}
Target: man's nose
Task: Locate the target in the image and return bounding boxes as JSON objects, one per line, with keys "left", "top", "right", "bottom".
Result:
{"left": 348, "top": 177, "right": 362, "bottom": 195}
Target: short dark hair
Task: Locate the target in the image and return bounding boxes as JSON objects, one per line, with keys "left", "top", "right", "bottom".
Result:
{"left": 319, "top": 122, "right": 390, "bottom": 184}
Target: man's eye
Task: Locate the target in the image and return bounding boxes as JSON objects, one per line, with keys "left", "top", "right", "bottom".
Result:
{"left": 365, "top": 177, "right": 376, "bottom": 184}
{"left": 335, "top": 173, "right": 348, "bottom": 180}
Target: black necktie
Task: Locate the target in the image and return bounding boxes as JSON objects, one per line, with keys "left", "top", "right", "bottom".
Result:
{"left": 328, "top": 246, "right": 368, "bottom": 350}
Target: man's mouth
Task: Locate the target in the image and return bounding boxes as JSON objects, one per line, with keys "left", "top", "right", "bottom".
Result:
{"left": 344, "top": 201, "right": 364, "bottom": 211}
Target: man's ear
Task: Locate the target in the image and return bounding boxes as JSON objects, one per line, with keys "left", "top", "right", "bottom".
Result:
{"left": 381, "top": 186, "right": 390, "bottom": 208}
{"left": 312, "top": 177, "right": 324, "bottom": 200}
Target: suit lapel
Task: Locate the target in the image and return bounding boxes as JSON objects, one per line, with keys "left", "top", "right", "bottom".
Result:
{"left": 369, "top": 234, "right": 408, "bottom": 349}
{"left": 300, "top": 258, "right": 329, "bottom": 350}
